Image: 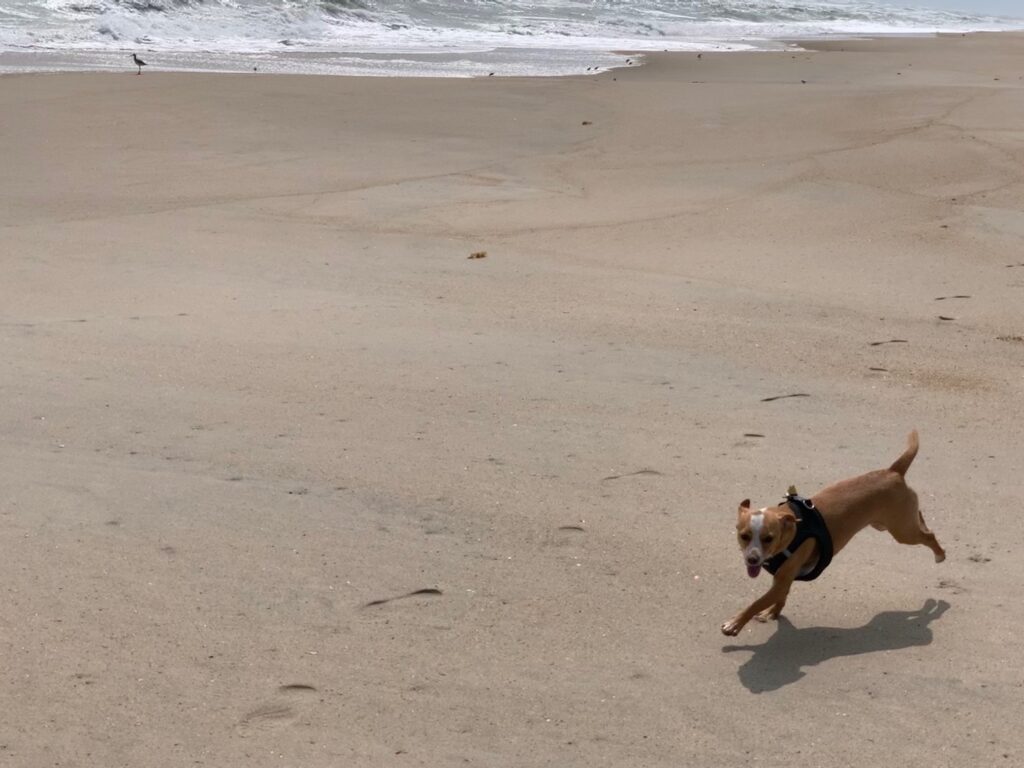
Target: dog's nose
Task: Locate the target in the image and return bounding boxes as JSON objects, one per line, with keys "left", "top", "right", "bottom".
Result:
{"left": 746, "top": 554, "right": 760, "bottom": 565}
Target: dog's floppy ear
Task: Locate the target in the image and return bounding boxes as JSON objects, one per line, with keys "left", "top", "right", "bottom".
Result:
{"left": 779, "top": 510, "right": 797, "bottom": 526}
{"left": 738, "top": 499, "right": 751, "bottom": 512}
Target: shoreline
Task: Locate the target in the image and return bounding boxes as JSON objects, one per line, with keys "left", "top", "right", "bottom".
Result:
{"left": 0, "top": 41, "right": 753, "bottom": 79}
{"left": 5, "top": 27, "right": 1024, "bottom": 78}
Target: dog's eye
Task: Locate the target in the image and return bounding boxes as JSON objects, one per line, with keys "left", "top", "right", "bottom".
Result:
{"left": 739, "top": 533, "right": 751, "bottom": 542}
{"left": 763, "top": 535, "right": 774, "bottom": 544}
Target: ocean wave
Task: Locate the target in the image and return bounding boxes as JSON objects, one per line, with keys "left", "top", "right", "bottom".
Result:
{"left": 2, "top": 0, "right": 1021, "bottom": 55}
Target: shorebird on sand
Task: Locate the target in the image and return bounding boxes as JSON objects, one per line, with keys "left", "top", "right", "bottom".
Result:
{"left": 131, "top": 53, "right": 147, "bottom": 75}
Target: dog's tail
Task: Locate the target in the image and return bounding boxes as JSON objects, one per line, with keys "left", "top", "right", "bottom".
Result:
{"left": 889, "top": 429, "right": 919, "bottom": 476}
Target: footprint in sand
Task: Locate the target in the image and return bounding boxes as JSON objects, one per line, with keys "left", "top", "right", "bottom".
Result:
{"left": 235, "top": 685, "right": 319, "bottom": 737}
{"left": 937, "top": 578, "right": 966, "bottom": 595}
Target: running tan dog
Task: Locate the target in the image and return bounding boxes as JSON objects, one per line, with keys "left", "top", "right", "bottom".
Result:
{"left": 721, "top": 430, "right": 944, "bottom": 636}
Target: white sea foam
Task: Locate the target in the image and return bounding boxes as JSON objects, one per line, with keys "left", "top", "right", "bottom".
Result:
{"left": 1, "top": 0, "right": 1021, "bottom": 76}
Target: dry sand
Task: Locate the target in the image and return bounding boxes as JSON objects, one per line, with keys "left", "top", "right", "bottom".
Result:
{"left": 2, "top": 32, "right": 1023, "bottom": 767}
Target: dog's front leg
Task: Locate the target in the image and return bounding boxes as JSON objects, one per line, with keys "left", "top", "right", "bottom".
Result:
{"left": 755, "top": 592, "right": 792, "bottom": 622}
{"left": 754, "top": 601, "right": 785, "bottom": 622}
{"left": 721, "top": 540, "right": 813, "bottom": 636}
{"left": 721, "top": 576, "right": 794, "bottom": 636}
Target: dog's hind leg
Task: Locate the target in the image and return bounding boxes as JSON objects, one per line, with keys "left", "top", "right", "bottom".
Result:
{"left": 886, "top": 507, "right": 945, "bottom": 562}
{"left": 918, "top": 509, "right": 945, "bottom": 562}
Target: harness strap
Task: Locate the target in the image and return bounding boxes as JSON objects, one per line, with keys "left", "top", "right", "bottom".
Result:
{"left": 762, "top": 494, "right": 834, "bottom": 582}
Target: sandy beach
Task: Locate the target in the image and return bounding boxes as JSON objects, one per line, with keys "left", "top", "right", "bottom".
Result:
{"left": 2, "top": 32, "right": 1024, "bottom": 766}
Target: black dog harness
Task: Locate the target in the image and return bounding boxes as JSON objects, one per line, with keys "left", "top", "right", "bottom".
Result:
{"left": 762, "top": 495, "right": 834, "bottom": 581}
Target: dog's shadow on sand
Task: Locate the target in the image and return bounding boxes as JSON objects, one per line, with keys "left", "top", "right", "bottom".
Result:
{"left": 722, "top": 598, "right": 950, "bottom": 693}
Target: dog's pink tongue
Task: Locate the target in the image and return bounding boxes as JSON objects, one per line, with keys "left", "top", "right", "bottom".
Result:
{"left": 747, "top": 564, "right": 761, "bottom": 578}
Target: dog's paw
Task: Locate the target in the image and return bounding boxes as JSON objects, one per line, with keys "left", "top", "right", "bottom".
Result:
{"left": 721, "top": 620, "right": 742, "bottom": 636}
{"left": 755, "top": 606, "right": 782, "bottom": 622}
